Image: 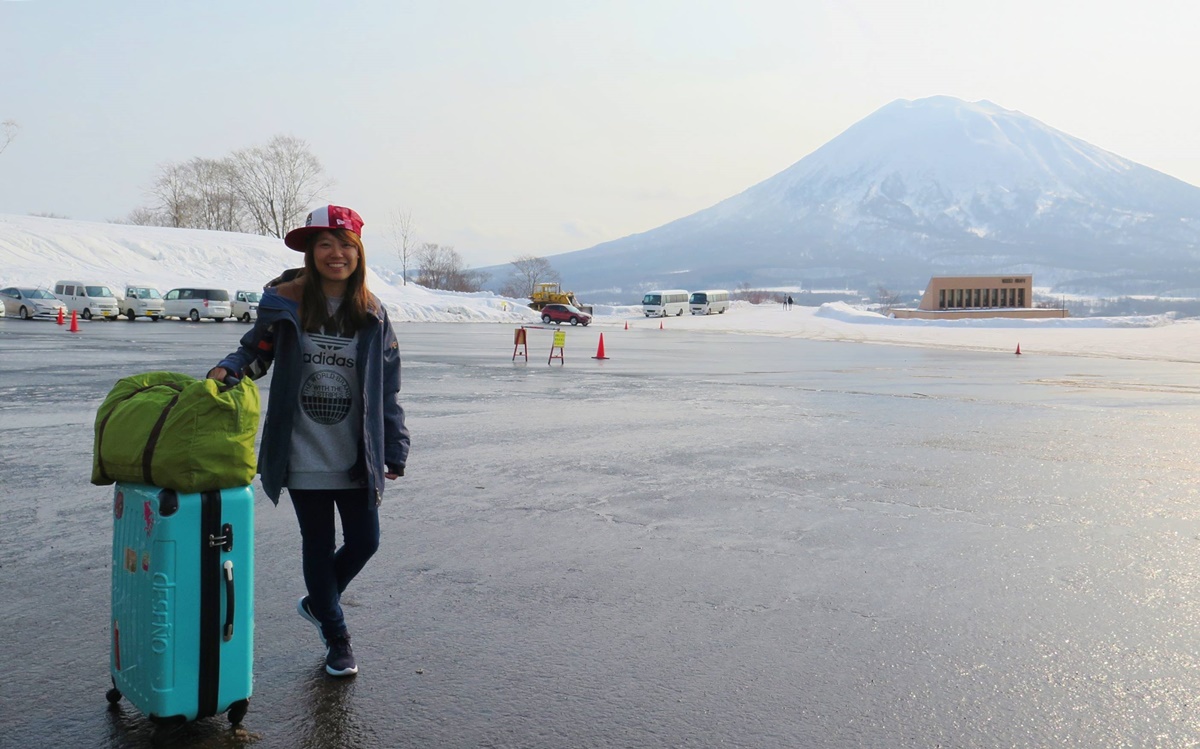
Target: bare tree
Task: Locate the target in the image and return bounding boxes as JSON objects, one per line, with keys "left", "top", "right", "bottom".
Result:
{"left": 414, "top": 242, "right": 458, "bottom": 290}
{"left": 150, "top": 161, "right": 198, "bottom": 228}
{"left": 115, "top": 206, "right": 169, "bottom": 226}
{"left": 148, "top": 157, "right": 245, "bottom": 231}
{"left": 458, "top": 267, "right": 490, "bottom": 293}
{"left": 500, "top": 254, "right": 560, "bottom": 298}
{"left": 0, "top": 120, "right": 17, "bottom": 156}
{"left": 188, "top": 157, "right": 244, "bottom": 231}
{"left": 389, "top": 209, "right": 415, "bottom": 285}
{"left": 732, "top": 282, "right": 770, "bottom": 304}
{"left": 876, "top": 285, "right": 903, "bottom": 309}
{"left": 414, "top": 243, "right": 489, "bottom": 292}
{"left": 231, "top": 135, "right": 331, "bottom": 238}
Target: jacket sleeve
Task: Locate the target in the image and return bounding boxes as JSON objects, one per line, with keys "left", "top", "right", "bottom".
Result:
{"left": 217, "top": 317, "right": 278, "bottom": 381}
{"left": 380, "top": 311, "right": 410, "bottom": 473}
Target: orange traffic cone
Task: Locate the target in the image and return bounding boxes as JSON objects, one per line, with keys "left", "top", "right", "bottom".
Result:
{"left": 56, "top": 307, "right": 65, "bottom": 325}
{"left": 592, "top": 333, "right": 609, "bottom": 360}
{"left": 69, "top": 310, "right": 80, "bottom": 333}
{"left": 659, "top": 320, "right": 664, "bottom": 330}
{"left": 624, "top": 320, "right": 629, "bottom": 331}
{"left": 1015, "top": 343, "right": 1021, "bottom": 355}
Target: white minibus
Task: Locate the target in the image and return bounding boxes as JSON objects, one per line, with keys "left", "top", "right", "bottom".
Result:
{"left": 689, "top": 289, "right": 730, "bottom": 315}
{"left": 641, "top": 289, "right": 689, "bottom": 317}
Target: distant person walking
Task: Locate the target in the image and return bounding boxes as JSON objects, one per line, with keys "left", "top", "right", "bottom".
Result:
{"left": 207, "top": 205, "right": 410, "bottom": 678}
{"left": 787, "top": 295, "right": 794, "bottom": 310}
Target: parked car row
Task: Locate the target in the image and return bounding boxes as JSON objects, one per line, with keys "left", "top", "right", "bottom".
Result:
{"left": 1, "top": 281, "right": 261, "bottom": 322}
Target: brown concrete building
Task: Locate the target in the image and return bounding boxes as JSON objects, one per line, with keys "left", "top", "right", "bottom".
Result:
{"left": 890, "top": 275, "right": 1067, "bottom": 320}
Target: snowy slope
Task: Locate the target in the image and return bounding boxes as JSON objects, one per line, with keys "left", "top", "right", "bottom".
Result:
{"left": 0, "top": 214, "right": 541, "bottom": 324}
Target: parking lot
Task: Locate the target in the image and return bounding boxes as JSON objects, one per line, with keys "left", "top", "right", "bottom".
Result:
{"left": 4, "top": 317, "right": 1200, "bottom": 747}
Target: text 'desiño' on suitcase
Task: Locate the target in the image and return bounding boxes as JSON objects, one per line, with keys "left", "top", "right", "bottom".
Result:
{"left": 105, "top": 482, "right": 254, "bottom": 726}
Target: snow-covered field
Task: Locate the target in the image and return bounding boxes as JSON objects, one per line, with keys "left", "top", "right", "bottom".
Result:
{"left": 4, "top": 213, "right": 1198, "bottom": 363}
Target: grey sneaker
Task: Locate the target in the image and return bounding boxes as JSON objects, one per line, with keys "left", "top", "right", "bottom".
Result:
{"left": 297, "top": 596, "right": 325, "bottom": 645}
{"left": 325, "top": 634, "right": 358, "bottom": 677}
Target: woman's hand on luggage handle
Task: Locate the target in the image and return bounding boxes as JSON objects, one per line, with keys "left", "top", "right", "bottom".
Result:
{"left": 207, "top": 367, "right": 241, "bottom": 388}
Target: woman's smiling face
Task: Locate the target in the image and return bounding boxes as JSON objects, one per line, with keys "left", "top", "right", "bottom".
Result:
{"left": 310, "top": 230, "right": 360, "bottom": 285}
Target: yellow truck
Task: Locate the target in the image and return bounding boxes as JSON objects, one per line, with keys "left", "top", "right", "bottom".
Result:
{"left": 529, "top": 283, "right": 592, "bottom": 314}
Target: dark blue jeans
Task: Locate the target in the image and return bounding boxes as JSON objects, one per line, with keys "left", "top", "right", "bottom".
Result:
{"left": 289, "top": 488, "right": 380, "bottom": 640}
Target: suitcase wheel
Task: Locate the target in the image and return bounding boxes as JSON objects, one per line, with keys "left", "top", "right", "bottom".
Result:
{"left": 228, "top": 698, "right": 249, "bottom": 726}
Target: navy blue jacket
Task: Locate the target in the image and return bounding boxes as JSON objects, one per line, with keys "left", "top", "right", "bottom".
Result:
{"left": 217, "top": 286, "right": 409, "bottom": 505}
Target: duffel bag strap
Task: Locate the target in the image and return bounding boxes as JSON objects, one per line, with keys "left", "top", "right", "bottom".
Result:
{"left": 96, "top": 382, "right": 185, "bottom": 484}
{"left": 142, "top": 390, "right": 184, "bottom": 486}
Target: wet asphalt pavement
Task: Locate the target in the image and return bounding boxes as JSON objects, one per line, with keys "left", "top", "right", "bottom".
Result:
{"left": 3, "top": 315, "right": 1200, "bottom": 748}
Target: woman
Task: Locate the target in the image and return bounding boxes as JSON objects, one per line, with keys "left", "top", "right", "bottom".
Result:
{"left": 208, "top": 205, "right": 409, "bottom": 677}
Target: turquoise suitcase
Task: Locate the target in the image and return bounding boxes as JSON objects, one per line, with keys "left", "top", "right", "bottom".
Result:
{"left": 105, "top": 483, "right": 254, "bottom": 725}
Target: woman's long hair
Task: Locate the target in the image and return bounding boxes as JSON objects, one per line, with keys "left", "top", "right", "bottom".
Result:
{"left": 298, "top": 229, "right": 378, "bottom": 335}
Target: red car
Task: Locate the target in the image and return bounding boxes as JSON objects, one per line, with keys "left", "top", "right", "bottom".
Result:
{"left": 541, "top": 303, "right": 591, "bottom": 326}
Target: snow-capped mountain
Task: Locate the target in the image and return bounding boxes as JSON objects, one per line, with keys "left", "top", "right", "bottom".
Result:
{"left": 534, "top": 96, "right": 1200, "bottom": 300}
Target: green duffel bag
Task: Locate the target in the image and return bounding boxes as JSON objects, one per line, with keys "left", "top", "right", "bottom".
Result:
{"left": 92, "top": 371, "right": 261, "bottom": 493}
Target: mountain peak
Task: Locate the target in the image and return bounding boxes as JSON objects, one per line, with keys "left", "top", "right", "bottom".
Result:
{"left": 787, "top": 95, "right": 1131, "bottom": 193}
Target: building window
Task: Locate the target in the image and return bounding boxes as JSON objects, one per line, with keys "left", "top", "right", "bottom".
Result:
{"left": 1018, "top": 288, "right": 1026, "bottom": 307}
{"left": 938, "top": 289, "right": 946, "bottom": 309}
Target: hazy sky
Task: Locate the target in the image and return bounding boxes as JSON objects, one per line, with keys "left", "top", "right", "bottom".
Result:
{"left": 3, "top": 1, "right": 1199, "bottom": 268}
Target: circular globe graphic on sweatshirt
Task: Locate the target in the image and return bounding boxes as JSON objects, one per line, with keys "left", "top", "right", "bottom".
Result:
{"left": 300, "top": 371, "right": 352, "bottom": 425}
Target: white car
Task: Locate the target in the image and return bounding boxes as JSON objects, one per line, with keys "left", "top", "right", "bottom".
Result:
{"left": 1, "top": 287, "right": 67, "bottom": 320}
{"left": 121, "top": 285, "right": 165, "bottom": 321}
{"left": 162, "top": 287, "right": 232, "bottom": 322}
{"left": 231, "top": 290, "right": 260, "bottom": 322}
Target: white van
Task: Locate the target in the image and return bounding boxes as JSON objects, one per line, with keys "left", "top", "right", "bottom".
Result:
{"left": 642, "top": 289, "right": 689, "bottom": 317}
{"left": 231, "top": 290, "right": 260, "bottom": 322}
{"left": 121, "top": 284, "right": 165, "bottom": 321}
{"left": 162, "top": 287, "right": 233, "bottom": 322}
{"left": 689, "top": 289, "right": 730, "bottom": 315}
{"left": 54, "top": 280, "right": 120, "bottom": 320}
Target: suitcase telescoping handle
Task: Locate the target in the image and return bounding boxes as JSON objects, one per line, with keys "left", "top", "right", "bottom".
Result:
{"left": 222, "top": 560, "right": 236, "bottom": 642}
